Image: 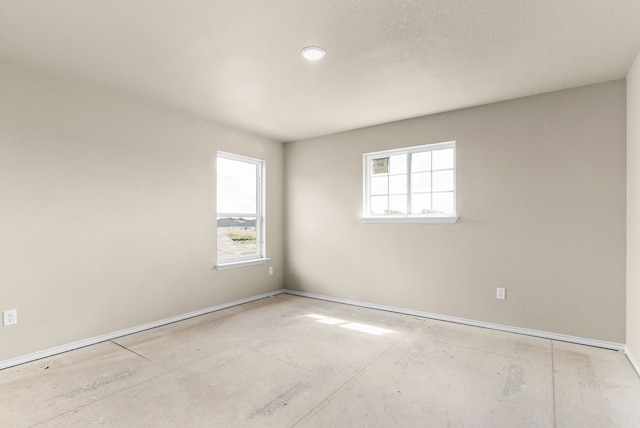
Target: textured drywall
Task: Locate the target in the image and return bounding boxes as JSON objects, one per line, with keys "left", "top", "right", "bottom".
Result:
{"left": 2, "top": 2, "right": 640, "bottom": 142}
{"left": 0, "top": 59, "right": 284, "bottom": 361}
{"left": 285, "top": 81, "right": 626, "bottom": 342}
{"left": 628, "top": 53, "right": 640, "bottom": 360}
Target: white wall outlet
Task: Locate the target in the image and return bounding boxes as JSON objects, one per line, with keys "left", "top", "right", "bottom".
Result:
{"left": 3, "top": 309, "right": 17, "bottom": 326}
{"left": 496, "top": 288, "right": 506, "bottom": 300}
{"left": 268, "top": 266, "right": 273, "bottom": 276}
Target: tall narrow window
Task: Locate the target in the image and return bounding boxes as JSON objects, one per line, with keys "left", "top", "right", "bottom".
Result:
{"left": 216, "top": 152, "right": 266, "bottom": 268}
{"left": 363, "top": 141, "right": 457, "bottom": 223}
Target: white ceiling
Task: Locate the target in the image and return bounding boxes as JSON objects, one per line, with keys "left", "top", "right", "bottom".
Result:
{"left": 1, "top": 1, "right": 640, "bottom": 142}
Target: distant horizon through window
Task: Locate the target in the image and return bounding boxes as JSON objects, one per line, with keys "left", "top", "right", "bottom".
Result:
{"left": 216, "top": 152, "right": 265, "bottom": 267}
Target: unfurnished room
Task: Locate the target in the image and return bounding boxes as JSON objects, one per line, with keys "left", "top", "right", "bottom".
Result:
{"left": 1, "top": 1, "right": 640, "bottom": 427}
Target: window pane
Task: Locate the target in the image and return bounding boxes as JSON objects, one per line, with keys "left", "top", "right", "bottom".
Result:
{"left": 370, "top": 196, "right": 388, "bottom": 215}
{"left": 217, "top": 217, "right": 257, "bottom": 260}
{"left": 389, "top": 154, "right": 407, "bottom": 174}
{"left": 433, "top": 192, "right": 454, "bottom": 214}
{"left": 389, "top": 195, "right": 407, "bottom": 214}
{"left": 371, "top": 175, "right": 388, "bottom": 195}
{"left": 389, "top": 174, "right": 407, "bottom": 194}
{"left": 216, "top": 152, "right": 264, "bottom": 265}
{"left": 371, "top": 157, "right": 389, "bottom": 174}
{"left": 411, "top": 172, "right": 431, "bottom": 193}
{"left": 364, "top": 142, "right": 455, "bottom": 220}
{"left": 432, "top": 170, "right": 454, "bottom": 192}
{"left": 432, "top": 148, "right": 454, "bottom": 170}
{"left": 217, "top": 157, "right": 256, "bottom": 213}
{"left": 412, "top": 151, "right": 431, "bottom": 172}
{"left": 411, "top": 193, "right": 431, "bottom": 214}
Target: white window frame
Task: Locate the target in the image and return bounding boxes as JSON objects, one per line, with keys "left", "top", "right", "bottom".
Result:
{"left": 216, "top": 152, "right": 269, "bottom": 270}
{"left": 363, "top": 141, "right": 458, "bottom": 224}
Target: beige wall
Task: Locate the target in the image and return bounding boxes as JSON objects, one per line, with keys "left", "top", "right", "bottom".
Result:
{"left": 0, "top": 54, "right": 631, "bottom": 363}
{"left": 285, "top": 81, "right": 626, "bottom": 343}
{"left": 0, "top": 59, "right": 284, "bottom": 361}
{"left": 628, "top": 54, "right": 640, "bottom": 360}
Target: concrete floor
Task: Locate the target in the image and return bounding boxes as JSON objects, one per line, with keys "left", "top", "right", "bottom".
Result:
{"left": 2, "top": 294, "right": 639, "bottom": 427}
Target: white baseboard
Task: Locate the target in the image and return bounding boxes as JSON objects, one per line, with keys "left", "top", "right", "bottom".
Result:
{"left": 2, "top": 287, "right": 630, "bottom": 371}
{"left": 0, "top": 289, "right": 284, "bottom": 370}
{"left": 283, "top": 289, "right": 626, "bottom": 352}
{"left": 625, "top": 346, "right": 640, "bottom": 377}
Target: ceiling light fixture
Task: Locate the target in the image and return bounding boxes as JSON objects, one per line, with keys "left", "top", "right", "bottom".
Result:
{"left": 301, "top": 46, "right": 325, "bottom": 61}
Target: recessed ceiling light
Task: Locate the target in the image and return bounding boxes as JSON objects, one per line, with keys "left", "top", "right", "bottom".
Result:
{"left": 301, "top": 46, "right": 325, "bottom": 61}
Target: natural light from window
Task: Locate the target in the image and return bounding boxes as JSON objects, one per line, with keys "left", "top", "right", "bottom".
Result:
{"left": 363, "top": 141, "right": 457, "bottom": 223}
{"left": 216, "top": 152, "right": 266, "bottom": 268}
{"left": 301, "top": 314, "right": 393, "bottom": 336}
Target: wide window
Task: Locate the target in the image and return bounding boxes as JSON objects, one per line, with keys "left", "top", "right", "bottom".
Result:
{"left": 363, "top": 141, "right": 457, "bottom": 223}
{"left": 216, "top": 152, "right": 267, "bottom": 268}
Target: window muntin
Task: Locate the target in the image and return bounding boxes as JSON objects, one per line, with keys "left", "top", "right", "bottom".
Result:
{"left": 363, "top": 142, "right": 456, "bottom": 221}
{"left": 216, "top": 152, "right": 265, "bottom": 265}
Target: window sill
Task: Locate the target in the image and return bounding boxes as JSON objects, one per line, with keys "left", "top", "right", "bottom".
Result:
{"left": 216, "top": 258, "right": 271, "bottom": 270}
{"left": 362, "top": 216, "right": 458, "bottom": 224}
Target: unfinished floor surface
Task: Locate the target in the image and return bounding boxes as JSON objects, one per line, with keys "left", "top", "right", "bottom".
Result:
{"left": 2, "top": 294, "right": 639, "bottom": 427}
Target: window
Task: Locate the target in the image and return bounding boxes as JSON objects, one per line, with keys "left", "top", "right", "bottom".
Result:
{"left": 363, "top": 141, "right": 457, "bottom": 223}
{"left": 216, "top": 152, "right": 267, "bottom": 269}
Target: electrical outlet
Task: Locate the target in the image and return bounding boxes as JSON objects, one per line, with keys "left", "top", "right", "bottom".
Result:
{"left": 496, "top": 288, "right": 506, "bottom": 300}
{"left": 268, "top": 266, "right": 273, "bottom": 276}
{"left": 3, "top": 309, "right": 17, "bottom": 326}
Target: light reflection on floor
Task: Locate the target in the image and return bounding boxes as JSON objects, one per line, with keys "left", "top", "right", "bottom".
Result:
{"left": 300, "top": 313, "right": 393, "bottom": 336}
